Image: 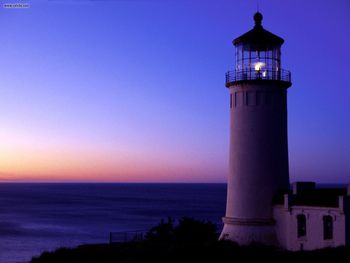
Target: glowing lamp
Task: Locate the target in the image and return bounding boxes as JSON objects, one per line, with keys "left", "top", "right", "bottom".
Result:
{"left": 254, "top": 62, "right": 265, "bottom": 71}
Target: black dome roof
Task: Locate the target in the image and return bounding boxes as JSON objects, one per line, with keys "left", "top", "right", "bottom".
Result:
{"left": 233, "top": 12, "right": 284, "bottom": 49}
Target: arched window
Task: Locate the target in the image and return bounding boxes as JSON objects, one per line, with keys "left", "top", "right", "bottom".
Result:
{"left": 297, "top": 214, "right": 306, "bottom": 238}
{"left": 323, "top": 215, "right": 333, "bottom": 240}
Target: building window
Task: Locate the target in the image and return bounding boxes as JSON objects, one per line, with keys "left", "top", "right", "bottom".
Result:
{"left": 230, "top": 94, "right": 233, "bottom": 108}
{"left": 323, "top": 216, "right": 333, "bottom": 240}
{"left": 297, "top": 214, "right": 306, "bottom": 238}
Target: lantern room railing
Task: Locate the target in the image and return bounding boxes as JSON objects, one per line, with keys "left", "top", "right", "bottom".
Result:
{"left": 225, "top": 68, "right": 291, "bottom": 86}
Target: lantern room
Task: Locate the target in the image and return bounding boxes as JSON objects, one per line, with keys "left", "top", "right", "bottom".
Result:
{"left": 225, "top": 12, "right": 291, "bottom": 87}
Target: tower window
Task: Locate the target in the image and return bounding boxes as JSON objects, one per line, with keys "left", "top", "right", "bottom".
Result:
{"left": 230, "top": 94, "right": 233, "bottom": 108}
{"left": 247, "top": 92, "right": 255, "bottom": 106}
{"left": 297, "top": 214, "right": 306, "bottom": 238}
{"left": 256, "top": 92, "right": 262, "bottom": 105}
{"left": 235, "top": 92, "right": 243, "bottom": 106}
{"left": 323, "top": 216, "right": 333, "bottom": 240}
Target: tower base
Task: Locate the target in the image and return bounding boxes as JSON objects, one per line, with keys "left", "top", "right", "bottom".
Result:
{"left": 219, "top": 217, "right": 277, "bottom": 246}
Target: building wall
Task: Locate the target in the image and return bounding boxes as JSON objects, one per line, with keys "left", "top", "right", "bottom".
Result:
{"left": 343, "top": 195, "right": 350, "bottom": 245}
{"left": 273, "top": 206, "right": 288, "bottom": 248}
{"left": 274, "top": 205, "right": 346, "bottom": 251}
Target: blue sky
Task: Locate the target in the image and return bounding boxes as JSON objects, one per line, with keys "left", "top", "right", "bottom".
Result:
{"left": 0, "top": 0, "right": 349, "bottom": 183}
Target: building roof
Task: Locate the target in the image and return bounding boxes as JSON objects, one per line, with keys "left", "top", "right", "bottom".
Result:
{"left": 273, "top": 188, "right": 347, "bottom": 208}
{"left": 233, "top": 12, "right": 284, "bottom": 49}
{"left": 291, "top": 188, "right": 347, "bottom": 207}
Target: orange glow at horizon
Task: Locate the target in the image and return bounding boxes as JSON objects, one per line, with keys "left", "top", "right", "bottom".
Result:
{"left": 0, "top": 129, "right": 224, "bottom": 183}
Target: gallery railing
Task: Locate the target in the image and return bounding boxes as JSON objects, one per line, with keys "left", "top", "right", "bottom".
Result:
{"left": 225, "top": 68, "right": 291, "bottom": 86}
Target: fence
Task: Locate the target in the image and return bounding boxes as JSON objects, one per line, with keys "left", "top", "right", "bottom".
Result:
{"left": 109, "top": 223, "right": 224, "bottom": 244}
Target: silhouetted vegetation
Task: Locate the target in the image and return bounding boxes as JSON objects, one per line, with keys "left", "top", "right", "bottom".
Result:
{"left": 145, "top": 217, "right": 217, "bottom": 244}
{"left": 30, "top": 217, "right": 350, "bottom": 263}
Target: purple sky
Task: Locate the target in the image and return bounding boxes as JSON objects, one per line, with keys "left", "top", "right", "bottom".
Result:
{"left": 0, "top": 0, "right": 349, "bottom": 183}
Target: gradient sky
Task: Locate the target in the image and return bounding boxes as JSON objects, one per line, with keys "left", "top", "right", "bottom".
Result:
{"left": 0, "top": 0, "right": 349, "bottom": 183}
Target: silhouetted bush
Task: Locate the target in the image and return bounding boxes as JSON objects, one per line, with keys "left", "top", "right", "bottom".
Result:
{"left": 145, "top": 217, "right": 217, "bottom": 245}
{"left": 173, "top": 217, "right": 218, "bottom": 244}
{"left": 145, "top": 217, "right": 174, "bottom": 243}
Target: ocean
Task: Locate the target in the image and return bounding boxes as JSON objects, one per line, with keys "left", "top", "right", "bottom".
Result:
{"left": 0, "top": 183, "right": 226, "bottom": 263}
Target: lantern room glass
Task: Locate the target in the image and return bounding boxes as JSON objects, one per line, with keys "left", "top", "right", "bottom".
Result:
{"left": 235, "top": 43, "right": 281, "bottom": 80}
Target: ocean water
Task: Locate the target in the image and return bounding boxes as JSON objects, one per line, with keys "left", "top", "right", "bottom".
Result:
{"left": 0, "top": 183, "right": 226, "bottom": 263}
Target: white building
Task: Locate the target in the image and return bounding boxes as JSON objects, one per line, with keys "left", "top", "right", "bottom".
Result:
{"left": 274, "top": 182, "right": 350, "bottom": 251}
{"left": 220, "top": 12, "right": 350, "bottom": 250}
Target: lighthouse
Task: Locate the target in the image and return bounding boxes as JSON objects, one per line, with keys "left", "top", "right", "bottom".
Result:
{"left": 220, "top": 12, "right": 292, "bottom": 245}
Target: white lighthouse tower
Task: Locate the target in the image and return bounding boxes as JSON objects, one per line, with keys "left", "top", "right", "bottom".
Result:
{"left": 220, "top": 12, "right": 292, "bottom": 245}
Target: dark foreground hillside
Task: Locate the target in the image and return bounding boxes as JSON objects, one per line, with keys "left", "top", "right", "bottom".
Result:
{"left": 30, "top": 218, "right": 350, "bottom": 263}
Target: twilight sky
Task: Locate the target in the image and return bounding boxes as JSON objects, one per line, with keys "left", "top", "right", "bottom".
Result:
{"left": 0, "top": 0, "right": 349, "bottom": 183}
